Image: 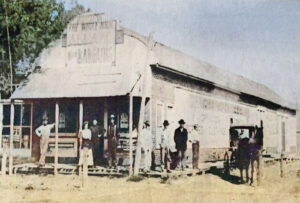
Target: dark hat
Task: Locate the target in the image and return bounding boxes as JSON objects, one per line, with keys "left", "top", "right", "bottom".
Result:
{"left": 144, "top": 120, "right": 150, "bottom": 126}
{"left": 178, "top": 119, "right": 185, "bottom": 124}
{"left": 163, "top": 120, "right": 169, "bottom": 126}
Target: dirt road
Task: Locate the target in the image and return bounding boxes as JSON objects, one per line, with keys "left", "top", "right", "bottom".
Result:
{"left": 0, "top": 160, "right": 299, "bottom": 203}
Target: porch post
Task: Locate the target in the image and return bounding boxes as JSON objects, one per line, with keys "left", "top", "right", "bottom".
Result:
{"left": 103, "top": 98, "right": 108, "bottom": 156}
{"left": 54, "top": 102, "right": 59, "bottom": 175}
{"left": 129, "top": 94, "right": 133, "bottom": 175}
{"left": 0, "top": 102, "right": 3, "bottom": 149}
{"left": 78, "top": 101, "right": 83, "bottom": 177}
{"left": 79, "top": 101, "right": 83, "bottom": 130}
{"left": 30, "top": 103, "right": 33, "bottom": 154}
{"left": 133, "top": 33, "right": 153, "bottom": 176}
{"left": 19, "top": 104, "right": 23, "bottom": 148}
{"left": 1, "top": 102, "right": 6, "bottom": 176}
{"left": 9, "top": 101, "right": 14, "bottom": 175}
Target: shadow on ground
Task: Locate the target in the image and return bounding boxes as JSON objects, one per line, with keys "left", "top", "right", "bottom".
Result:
{"left": 208, "top": 167, "right": 242, "bottom": 185}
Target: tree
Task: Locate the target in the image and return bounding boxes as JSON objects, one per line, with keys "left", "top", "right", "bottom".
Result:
{"left": 0, "top": 0, "right": 85, "bottom": 98}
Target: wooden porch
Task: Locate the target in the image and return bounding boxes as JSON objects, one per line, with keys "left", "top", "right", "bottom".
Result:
{"left": 11, "top": 161, "right": 224, "bottom": 177}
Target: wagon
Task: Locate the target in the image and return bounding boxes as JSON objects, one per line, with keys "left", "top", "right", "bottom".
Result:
{"left": 223, "top": 123, "right": 264, "bottom": 175}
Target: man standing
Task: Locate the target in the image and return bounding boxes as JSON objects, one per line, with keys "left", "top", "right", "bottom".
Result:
{"left": 90, "top": 119, "right": 106, "bottom": 165}
{"left": 140, "top": 120, "right": 152, "bottom": 172}
{"left": 35, "top": 118, "right": 55, "bottom": 166}
{"left": 107, "top": 115, "right": 118, "bottom": 168}
{"left": 161, "top": 120, "right": 171, "bottom": 172}
{"left": 189, "top": 124, "right": 200, "bottom": 169}
{"left": 174, "top": 119, "right": 188, "bottom": 170}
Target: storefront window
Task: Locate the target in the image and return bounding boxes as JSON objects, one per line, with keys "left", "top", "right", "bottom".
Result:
{"left": 120, "top": 112, "right": 129, "bottom": 129}
{"left": 108, "top": 97, "right": 130, "bottom": 133}
{"left": 83, "top": 100, "right": 104, "bottom": 127}
{"left": 34, "top": 102, "right": 55, "bottom": 128}
{"left": 58, "top": 101, "right": 78, "bottom": 133}
{"left": 2, "top": 104, "right": 12, "bottom": 148}
{"left": 1, "top": 103, "right": 32, "bottom": 149}
{"left": 34, "top": 101, "right": 79, "bottom": 134}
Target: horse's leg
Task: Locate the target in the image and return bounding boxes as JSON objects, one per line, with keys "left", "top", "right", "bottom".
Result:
{"left": 250, "top": 159, "right": 254, "bottom": 185}
{"left": 257, "top": 155, "right": 261, "bottom": 185}
{"left": 240, "top": 168, "right": 243, "bottom": 183}
{"left": 246, "top": 164, "right": 249, "bottom": 183}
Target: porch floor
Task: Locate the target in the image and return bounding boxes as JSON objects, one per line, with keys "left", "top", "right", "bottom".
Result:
{"left": 12, "top": 161, "right": 225, "bottom": 177}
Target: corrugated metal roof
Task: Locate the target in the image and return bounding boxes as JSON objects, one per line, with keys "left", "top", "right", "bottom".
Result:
{"left": 122, "top": 27, "right": 294, "bottom": 109}
{"left": 151, "top": 41, "right": 292, "bottom": 109}
{"left": 12, "top": 66, "right": 132, "bottom": 99}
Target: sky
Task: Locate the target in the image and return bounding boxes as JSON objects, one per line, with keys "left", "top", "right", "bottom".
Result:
{"left": 65, "top": 0, "right": 300, "bottom": 108}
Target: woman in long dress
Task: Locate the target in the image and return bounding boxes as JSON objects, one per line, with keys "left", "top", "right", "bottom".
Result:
{"left": 78, "top": 121, "right": 94, "bottom": 166}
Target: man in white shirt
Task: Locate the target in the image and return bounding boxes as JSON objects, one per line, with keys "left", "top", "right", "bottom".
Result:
{"left": 189, "top": 124, "right": 200, "bottom": 169}
{"left": 35, "top": 118, "right": 55, "bottom": 166}
{"left": 161, "top": 120, "right": 171, "bottom": 171}
{"left": 140, "top": 120, "right": 152, "bottom": 172}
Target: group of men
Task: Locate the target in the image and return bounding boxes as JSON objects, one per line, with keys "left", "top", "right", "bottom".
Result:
{"left": 137, "top": 118, "right": 200, "bottom": 172}
{"left": 160, "top": 119, "right": 200, "bottom": 171}
{"left": 36, "top": 115, "right": 200, "bottom": 171}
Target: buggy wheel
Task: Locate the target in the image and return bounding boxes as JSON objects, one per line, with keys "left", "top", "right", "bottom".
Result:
{"left": 223, "top": 152, "right": 230, "bottom": 176}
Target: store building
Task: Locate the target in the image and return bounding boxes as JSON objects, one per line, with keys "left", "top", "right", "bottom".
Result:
{"left": 1, "top": 13, "right": 297, "bottom": 167}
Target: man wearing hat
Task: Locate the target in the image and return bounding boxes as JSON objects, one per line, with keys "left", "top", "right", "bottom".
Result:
{"left": 174, "top": 119, "right": 188, "bottom": 170}
{"left": 107, "top": 114, "right": 118, "bottom": 168}
{"left": 161, "top": 120, "right": 171, "bottom": 171}
{"left": 35, "top": 118, "right": 55, "bottom": 166}
{"left": 189, "top": 124, "right": 200, "bottom": 169}
{"left": 140, "top": 120, "right": 152, "bottom": 172}
{"left": 90, "top": 119, "right": 106, "bottom": 166}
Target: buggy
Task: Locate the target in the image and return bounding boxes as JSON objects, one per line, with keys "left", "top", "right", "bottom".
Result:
{"left": 223, "top": 123, "right": 264, "bottom": 175}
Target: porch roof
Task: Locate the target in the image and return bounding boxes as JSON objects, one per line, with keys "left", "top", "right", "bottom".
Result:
{"left": 11, "top": 66, "right": 134, "bottom": 99}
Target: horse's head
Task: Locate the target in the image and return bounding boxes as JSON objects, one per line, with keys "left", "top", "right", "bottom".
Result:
{"left": 255, "top": 128, "right": 264, "bottom": 147}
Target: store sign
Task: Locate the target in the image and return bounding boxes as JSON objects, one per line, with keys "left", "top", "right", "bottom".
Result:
{"left": 66, "top": 14, "right": 116, "bottom": 66}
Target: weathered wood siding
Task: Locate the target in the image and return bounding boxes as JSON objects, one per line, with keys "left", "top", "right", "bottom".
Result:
{"left": 151, "top": 67, "right": 297, "bottom": 161}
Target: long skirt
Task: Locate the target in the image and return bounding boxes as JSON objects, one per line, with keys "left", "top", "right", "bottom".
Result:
{"left": 78, "top": 147, "right": 94, "bottom": 166}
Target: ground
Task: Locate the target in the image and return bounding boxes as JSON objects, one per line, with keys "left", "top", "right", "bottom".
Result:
{"left": 0, "top": 160, "right": 299, "bottom": 203}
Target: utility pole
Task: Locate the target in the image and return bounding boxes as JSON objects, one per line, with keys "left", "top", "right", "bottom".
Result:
{"left": 3, "top": 0, "right": 14, "bottom": 94}
{"left": 128, "top": 93, "right": 133, "bottom": 175}
{"left": 133, "top": 33, "right": 154, "bottom": 176}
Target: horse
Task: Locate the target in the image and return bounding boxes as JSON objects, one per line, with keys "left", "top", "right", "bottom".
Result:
{"left": 236, "top": 127, "right": 263, "bottom": 184}
{"left": 249, "top": 127, "right": 263, "bottom": 185}
{"left": 236, "top": 137, "right": 251, "bottom": 183}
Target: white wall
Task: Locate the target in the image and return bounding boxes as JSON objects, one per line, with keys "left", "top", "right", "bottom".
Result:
{"left": 155, "top": 82, "right": 297, "bottom": 153}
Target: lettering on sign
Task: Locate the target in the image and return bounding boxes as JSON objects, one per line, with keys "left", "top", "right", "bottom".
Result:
{"left": 67, "top": 46, "right": 114, "bottom": 64}
{"left": 66, "top": 15, "right": 116, "bottom": 66}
